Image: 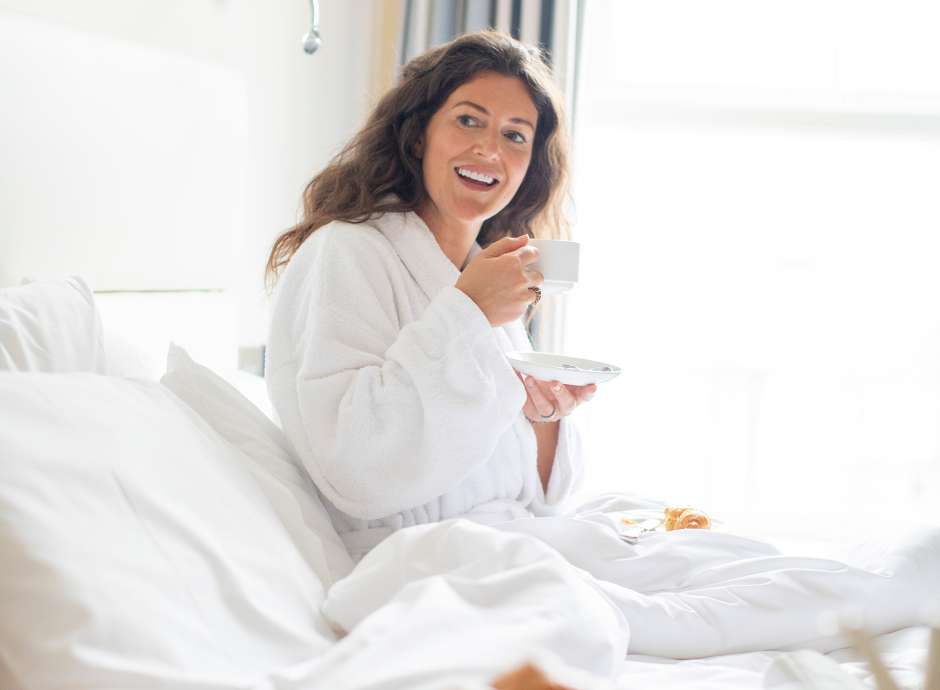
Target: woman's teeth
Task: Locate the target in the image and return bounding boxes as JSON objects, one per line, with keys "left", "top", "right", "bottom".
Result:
{"left": 456, "top": 167, "right": 497, "bottom": 186}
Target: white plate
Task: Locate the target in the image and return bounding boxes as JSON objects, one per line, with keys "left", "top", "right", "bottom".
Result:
{"left": 505, "top": 351, "right": 621, "bottom": 386}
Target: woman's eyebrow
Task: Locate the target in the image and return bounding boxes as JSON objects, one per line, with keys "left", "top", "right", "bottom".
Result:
{"left": 451, "top": 100, "right": 536, "bottom": 131}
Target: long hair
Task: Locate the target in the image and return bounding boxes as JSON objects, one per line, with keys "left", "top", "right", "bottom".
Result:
{"left": 264, "top": 30, "right": 570, "bottom": 293}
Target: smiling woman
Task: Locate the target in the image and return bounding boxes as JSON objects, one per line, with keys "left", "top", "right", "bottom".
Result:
{"left": 264, "top": 30, "right": 570, "bottom": 296}
{"left": 263, "top": 30, "right": 594, "bottom": 563}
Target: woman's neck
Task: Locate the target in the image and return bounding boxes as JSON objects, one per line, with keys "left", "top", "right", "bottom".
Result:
{"left": 416, "top": 201, "right": 479, "bottom": 270}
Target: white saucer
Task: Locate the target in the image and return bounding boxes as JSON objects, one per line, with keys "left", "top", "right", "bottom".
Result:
{"left": 505, "top": 351, "right": 622, "bottom": 386}
{"left": 539, "top": 279, "right": 575, "bottom": 295}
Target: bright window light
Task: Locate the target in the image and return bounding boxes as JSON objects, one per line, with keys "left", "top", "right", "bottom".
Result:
{"left": 567, "top": 0, "right": 940, "bottom": 540}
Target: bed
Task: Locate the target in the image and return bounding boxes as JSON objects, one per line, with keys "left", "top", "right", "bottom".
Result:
{"left": 1, "top": 274, "right": 938, "bottom": 690}
{"left": 2, "top": 6, "right": 938, "bottom": 689}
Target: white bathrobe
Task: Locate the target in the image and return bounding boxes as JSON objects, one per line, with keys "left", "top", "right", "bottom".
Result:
{"left": 265, "top": 210, "right": 583, "bottom": 559}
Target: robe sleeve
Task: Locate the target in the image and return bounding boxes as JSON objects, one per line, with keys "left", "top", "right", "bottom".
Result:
{"left": 289, "top": 228, "right": 526, "bottom": 520}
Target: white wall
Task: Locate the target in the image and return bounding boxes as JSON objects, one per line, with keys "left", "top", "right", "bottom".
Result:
{"left": 227, "top": 1, "right": 380, "bottom": 347}
{"left": 0, "top": 0, "right": 380, "bottom": 348}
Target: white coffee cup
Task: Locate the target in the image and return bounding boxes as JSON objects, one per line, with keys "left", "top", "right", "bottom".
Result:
{"left": 529, "top": 239, "right": 579, "bottom": 295}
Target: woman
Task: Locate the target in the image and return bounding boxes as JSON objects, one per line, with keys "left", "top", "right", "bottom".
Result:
{"left": 265, "top": 31, "right": 939, "bottom": 659}
{"left": 264, "top": 31, "right": 594, "bottom": 561}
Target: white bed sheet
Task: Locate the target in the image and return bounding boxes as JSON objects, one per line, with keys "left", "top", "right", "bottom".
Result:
{"left": 618, "top": 626, "right": 930, "bottom": 690}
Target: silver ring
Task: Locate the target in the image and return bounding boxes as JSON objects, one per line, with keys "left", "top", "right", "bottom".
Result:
{"left": 539, "top": 403, "right": 557, "bottom": 420}
{"left": 528, "top": 286, "right": 542, "bottom": 306}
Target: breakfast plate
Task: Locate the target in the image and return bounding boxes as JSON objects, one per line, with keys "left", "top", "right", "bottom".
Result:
{"left": 606, "top": 508, "right": 724, "bottom": 543}
{"left": 505, "top": 351, "right": 621, "bottom": 386}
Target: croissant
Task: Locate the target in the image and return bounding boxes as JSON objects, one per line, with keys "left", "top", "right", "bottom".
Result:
{"left": 492, "top": 663, "right": 575, "bottom": 690}
{"left": 664, "top": 506, "right": 711, "bottom": 531}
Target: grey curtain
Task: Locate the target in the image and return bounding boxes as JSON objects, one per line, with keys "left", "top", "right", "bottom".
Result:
{"left": 401, "top": 0, "right": 562, "bottom": 67}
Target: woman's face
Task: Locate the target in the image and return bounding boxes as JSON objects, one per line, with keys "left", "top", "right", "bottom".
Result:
{"left": 419, "top": 71, "right": 538, "bottom": 232}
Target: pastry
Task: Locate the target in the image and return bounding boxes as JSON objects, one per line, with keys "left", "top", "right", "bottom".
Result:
{"left": 492, "top": 663, "right": 575, "bottom": 690}
{"left": 664, "top": 506, "right": 711, "bottom": 531}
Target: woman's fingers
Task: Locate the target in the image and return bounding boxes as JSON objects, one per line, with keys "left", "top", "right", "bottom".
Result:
{"left": 511, "top": 243, "right": 540, "bottom": 268}
{"left": 548, "top": 380, "right": 578, "bottom": 416}
{"left": 524, "top": 376, "right": 557, "bottom": 419}
{"left": 516, "top": 373, "right": 534, "bottom": 415}
{"left": 572, "top": 383, "right": 597, "bottom": 404}
{"left": 515, "top": 246, "right": 542, "bottom": 293}
{"left": 523, "top": 268, "right": 544, "bottom": 288}
{"left": 517, "top": 375, "right": 599, "bottom": 423}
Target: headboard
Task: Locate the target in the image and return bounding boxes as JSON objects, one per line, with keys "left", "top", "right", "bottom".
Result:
{"left": 0, "top": 8, "right": 251, "bottom": 371}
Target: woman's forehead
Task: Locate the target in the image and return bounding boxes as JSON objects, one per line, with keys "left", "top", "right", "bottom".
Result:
{"left": 444, "top": 73, "right": 538, "bottom": 124}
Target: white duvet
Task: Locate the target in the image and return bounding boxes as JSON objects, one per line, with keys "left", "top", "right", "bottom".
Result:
{"left": 242, "top": 507, "right": 938, "bottom": 690}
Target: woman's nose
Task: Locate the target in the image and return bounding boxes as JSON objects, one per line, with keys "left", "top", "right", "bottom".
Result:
{"left": 472, "top": 130, "right": 501, "bottom": 159}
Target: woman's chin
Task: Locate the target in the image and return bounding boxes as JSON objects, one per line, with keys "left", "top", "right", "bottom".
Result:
{"left": 449, "top": 196, "right": 506, "bottom": 226}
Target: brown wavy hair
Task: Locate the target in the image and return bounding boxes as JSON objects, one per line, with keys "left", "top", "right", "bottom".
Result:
{"left": 264, "top": 30, "right": 571, "bottom": 293}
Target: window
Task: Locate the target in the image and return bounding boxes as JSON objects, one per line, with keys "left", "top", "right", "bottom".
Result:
{"left": 568, "top": 0, "right": 940, "bottom": 539}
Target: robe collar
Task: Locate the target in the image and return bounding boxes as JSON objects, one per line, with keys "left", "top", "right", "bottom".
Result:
{"left": 369, "top": 209, "right": 481, "bottom": 301}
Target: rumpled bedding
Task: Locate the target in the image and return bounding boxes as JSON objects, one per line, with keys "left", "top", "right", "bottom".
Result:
{"left": 302, "top": 509, "right": 938, "bottom": 689}
{"left": 59, "top": 512, "right": 930, "bottom": 690}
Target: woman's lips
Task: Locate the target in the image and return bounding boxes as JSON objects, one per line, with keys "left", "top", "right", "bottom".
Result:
{"left": 454, "top": 167, "right": 499, "bottom": 191}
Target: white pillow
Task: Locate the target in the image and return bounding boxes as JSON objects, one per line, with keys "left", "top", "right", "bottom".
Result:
{"left": 0, "top": 275, "right": 105, "bottom": 373}
{"left": 0, "top": 371, "right": 340, "bottom": 688}
{"left": 160, "top": 343, "right": 352, "bottom": 586}
{"left": 214, "top": 364, "right": 279, "bottom": 425}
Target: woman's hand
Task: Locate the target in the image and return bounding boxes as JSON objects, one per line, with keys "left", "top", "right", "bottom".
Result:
{"left": 519, "top": 374, "right": 596, "bottom": 424}
{"left": 455, "top": 235, "right": 542, "bottom": 327}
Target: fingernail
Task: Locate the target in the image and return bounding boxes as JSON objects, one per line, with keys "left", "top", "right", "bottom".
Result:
{"left": 552, "top": 383, "right": 562, "bottom": 392}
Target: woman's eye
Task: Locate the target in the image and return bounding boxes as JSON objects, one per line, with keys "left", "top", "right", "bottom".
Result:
{"left": 505, "top": 130, "right": 527, "bottom": 144}
{"left": 457, "top": 114, "right": 480, "bottom": 127}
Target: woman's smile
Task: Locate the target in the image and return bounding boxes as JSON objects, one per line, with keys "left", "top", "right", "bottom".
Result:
{"left": 454, "top": 165, "right": 500, "bottom": 189}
